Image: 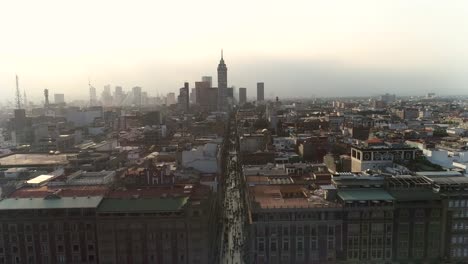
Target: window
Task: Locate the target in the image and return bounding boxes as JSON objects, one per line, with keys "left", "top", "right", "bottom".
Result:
{"left": 270, "top": 239, "right": 277, "bottom": 252}
{"left": 24, "top": 224, "right": 32, "bottom": 232}
{"left": 73, "top": 245, "right": 79, "bottom": 252}
{"left": 88, "top": 244, "right": 94, "bottom": 251}
{"left": 88, "top": 255, "right": 95, "bottom": 261}
{"left": 258, "top": 238, "right": 265, "bottom": 252}
{"left": 58, "top": 245, "right": 64, "bottom": 252}
{"left": 282, "top": 238, "right": 289, "bottom": 251}
{"left": 296, "top": 225, "right": 303, "bottom": 235}
{"left": 41, "top": 244, "right": 48, "bottom": 253}
{"left": 9, "top": 224, "right": 17, "bottom": 232}
{"left": 296, "top": 237, "right": 304, "bottom": 251}
{"left": 57, "top": 255, "right": 66, "bottom": 263}
{"left": 415, "top": 209, "right": 425, "bottom": 218}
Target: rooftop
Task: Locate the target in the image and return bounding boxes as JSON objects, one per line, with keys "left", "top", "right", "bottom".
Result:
{"left": 0, "top": 196, "right": 103, "bottom": 210}
{"left": 249, "top": 184, "right": 340, "bottom": 209}
{"left": 9, "top": 185, "right": 109, "bottom": 198}
{"left": 26, "top": 175, "right": 54, "bottom": 185}
{"left": 98, "top": 197, "right": 188, "bottom": 212}
{"left": 0, "top": 153, "right": 71, "bottom": 167}
{"left": 337, "top": 189, "right": 394, "bottom": 201}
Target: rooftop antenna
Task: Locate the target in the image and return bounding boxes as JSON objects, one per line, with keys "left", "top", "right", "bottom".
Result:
{"left": 15, "top": 74, "right": 22, "bottom": 109}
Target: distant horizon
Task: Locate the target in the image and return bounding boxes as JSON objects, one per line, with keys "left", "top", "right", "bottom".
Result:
{"left": 1, "top": 0, "right": 467, "bottom": 104}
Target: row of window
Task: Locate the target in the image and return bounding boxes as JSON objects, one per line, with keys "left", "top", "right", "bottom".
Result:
{"left": 256, "top": 211, "right": 340, "bottom": 221}
{"left": 2, "top": 223, "right": 92, "bottom": 233}
{"left": 449, "top": 200, "right": 468, "bottom": 208}
{"left": 0, "top": 254, "right": 95, "bottom": 264}
{"left": 257, "top": 224, "right": 335, "bottom": 237}
{"left": 451, "top": 235, "right": 468, "bottom": 245}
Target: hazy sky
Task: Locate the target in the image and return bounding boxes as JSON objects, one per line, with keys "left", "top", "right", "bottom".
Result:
{"left": 1, "top": 0, "right": 468, "bottom": 104}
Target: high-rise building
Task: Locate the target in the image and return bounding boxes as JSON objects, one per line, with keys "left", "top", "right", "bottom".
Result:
{"left": 54, "top": 93, "right": 65, "bottom": 104}
{"left": 178, "top": 82, "right": 190, "bottom": 112}
{"left": 201, "top": 76, "right": 212, "bottom": 88}
{"left": 166, "top": 92, "right": 176, "bottom": 105}
{"left": 114, "top": 86, "right": 124, "bottom": 106}
{"left": 132, "top": 86, "right": 142, "bottom": 106}
{"left": 190, "top": 88, "right": 196, "bottom": 104}
{"left": 195, "top": 80, "right": 211, "bottom": 109}
{"left": 217, "top": 50, "right": 228, "bottom": 111}
{"left": 89, "top": 86, "right": 97, "bottom": 106}
{"left": 239, "top": 87, "right": 247, "bottom": 106}
{"left": 101, "top": 85, "right": 113, "bottom": 106}
{"left": 226, "top": 87, "right": 233, "bottom": 98}
{"left": 257, "top": 82, "right": 264, "bottom": 102}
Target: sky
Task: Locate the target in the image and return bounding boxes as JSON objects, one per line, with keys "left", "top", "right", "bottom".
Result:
{"left": 1, "top": 0, "right": 468, "bottom": 104}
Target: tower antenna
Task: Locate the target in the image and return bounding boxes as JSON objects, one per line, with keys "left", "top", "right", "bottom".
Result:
{"left": 15, "top": 74, "right": 22, "bottom": 109}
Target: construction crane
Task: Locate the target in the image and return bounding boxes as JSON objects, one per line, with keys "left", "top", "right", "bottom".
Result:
{"left": 23, "top": 88, "right": 27, "bottom": 109}
{"left": 15, "top": 74, "right": 22, "bottom": 109}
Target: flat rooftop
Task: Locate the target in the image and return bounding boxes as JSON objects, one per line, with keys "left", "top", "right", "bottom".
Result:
{"left": 337, "top": 189, "right": 394, "bottom": 201}
{"left": 0, "top": 196, "right": 103, "bottom": 210}
{"left": 26, "top": 175, "right": 54, "bottom": 185}
{"left": 9, "top": 185, "right": 109, "bottom": 198}
{"left": 0, "top": 154, "right": 71, "bottom": 167}
{"left": 98, "top": 197, "right": 188, "bottom": 212}
{"left": 249, "top": 185, "right": 340, "bottom": 209}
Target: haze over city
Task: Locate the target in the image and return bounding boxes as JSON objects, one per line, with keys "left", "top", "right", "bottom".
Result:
{"left": 1, "top": 0, "right": 468, "bottom": 103}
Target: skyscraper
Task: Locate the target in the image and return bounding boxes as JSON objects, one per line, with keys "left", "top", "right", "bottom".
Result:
{"left": 132, "top": 86, "right": 142, "bottom": 106}
{"left": 114, "top": 86, "right": 124, "bottom": 106}
{"left": 257, "top": 82, "right": 264, "bottom": 102}
{"left": 89, "top": 86, "right": 97, "bottom": 106}
{"left": 178, "top": 82, "right": 190, "bottom": 112}
{"left": 101, "top": 85, "right": 113, "bottom": 106}
{"left": 166, "top": 92, "right": 176, "bottom": 105}
{"left": 217, "top": 50, "right": 228, "bottom": 111}
{"left": 201, "top": 76, "right": 212, "bottom": 88}
{"left": 239, "top": 87, "right": 247, "bottom": 106}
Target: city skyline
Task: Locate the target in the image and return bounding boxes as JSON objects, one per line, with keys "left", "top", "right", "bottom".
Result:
{"left": 1, "top": 0, "right": 468, "bottom": 104}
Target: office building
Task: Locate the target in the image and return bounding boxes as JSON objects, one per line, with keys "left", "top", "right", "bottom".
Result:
{"left": 201, "top": 76, "right": 212, "bottom": 88}
{"left": 226, "top": 87, "right": 233, "bottom": 98}
{"left": 166, "top": 93, "right": 176, "bottom": 105}
{"left": 113, "top": 86, "right": 124, "bottom": 106}
{"left": 217, "top": 51, "right": 228, "bottom": 111}
{"left": 101, "top": 85, "right": 112, "bottom": 106}
{"left": 239, "top": 87, "right": 247, "bottom": 106}
{"left": 247, "top": 184, "right": 344, "bottom": 263}
{"left": 178, "top": 82, "right": 190, "bottom": 112}
{"left": 132, "top": 86, "right": 142, "bottom": 107}
{"left": 257, "top": 82, "right": 264, "bottom": 102}
{"left": 195, "top": 81, "right": 211, "bottom": 108}
{"left": 190, "top": 88, "right": 196, "bottom": 104}
{"left": 89, "top": 86, "right": 97, "bottom": 106}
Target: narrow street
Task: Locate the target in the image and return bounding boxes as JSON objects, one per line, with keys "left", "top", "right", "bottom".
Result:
{"left": 220, "top": 117, "right": 246, "bottom": 264}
